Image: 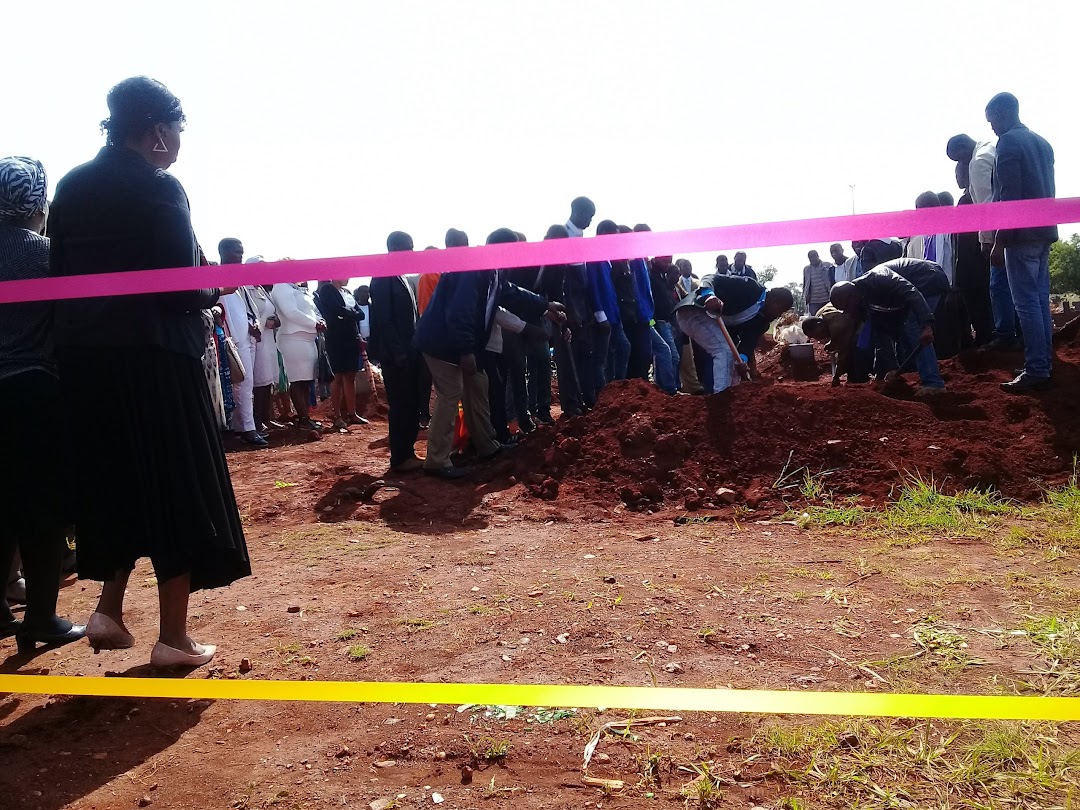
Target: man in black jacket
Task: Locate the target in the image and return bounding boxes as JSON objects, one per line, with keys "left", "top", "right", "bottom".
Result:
{"left": 675, "top": 275, "right": 793, "bottom": 393}
{"left": 986, "top": 92, "right": 1058, "bottom": 393}
{"left": 830, "top": 265, "right": 945, "bottom": 394}
{"left": 368, "top": 231, "right": 423, "bottom": 473}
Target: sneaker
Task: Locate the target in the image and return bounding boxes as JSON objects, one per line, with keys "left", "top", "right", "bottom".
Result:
{"left": 915, "top": 385, "right": 947, "bottom": 397}
{"left": 1001, "top": 373, "right": 1051, "bottom": 394}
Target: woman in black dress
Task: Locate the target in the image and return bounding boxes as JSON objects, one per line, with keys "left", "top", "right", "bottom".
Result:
{"left": 315, "top": 279, "right": 365, "bottom": 430}
{"left": 49, "top": 77, "right": 250, "bottom": 669}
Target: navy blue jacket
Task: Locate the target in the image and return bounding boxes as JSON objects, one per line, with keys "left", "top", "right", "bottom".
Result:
{"left": 413, "top": 270, "right": 549, "bottom": 363}
{"left": 993, "top": 123, "right": 1058, "bottom": 245}
{"left": 878, "top": 258, "right": 950, "bottom": 300}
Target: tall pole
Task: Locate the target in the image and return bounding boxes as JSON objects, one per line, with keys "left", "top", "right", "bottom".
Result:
{"left": 849, "top": 184, "right": 856, "bottom": 215}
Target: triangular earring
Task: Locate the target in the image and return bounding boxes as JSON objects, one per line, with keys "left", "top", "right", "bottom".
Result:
{"left": 152, "top": 140, "right": 169, "bottom": 153}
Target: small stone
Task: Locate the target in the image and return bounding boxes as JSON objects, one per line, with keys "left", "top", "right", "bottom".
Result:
{"left": 471, "top": 586, "right": 480, "bottom": 592}
{"left": 663, "top": 662, "right": 684, "bottom": 674}
{"left": 655, "top": 640, "right": 668, "bottom": 648}
{"left": 583, "top": 554, "right": 596, "bottom": 559}
{"left": 374, "top": 760, "right": 397, "bottom": 768}
{"left": 435, "top": 751, "right": 447, "bottom": 761}
{"left": 236, "top": 605, "right": 247, "bottom": 612}
{"left": 238, "top": 658, "right": 252, "bottom": 674}
{"left": 603, "top": 576, "right": 616, "bottom": 584}
{"left": 667, "top": 645, "right": 677, "bottom": 653}
{"left": 425, "top": 713, "right": 436, "bottom": 721}
{"left": 684, "top": 733, "right": 695, "bottom": 741}
{"left": 714, "top": 487, "right": 737, "bottom": 505}
{"left": 370, "top": 800, "right": 394, "bottom": 810}
{"left": 595, "top": 753, "right": 611, "bottom": 764}
{"left": 527, "top": 589, "right": 544, "bottom": 597}
{"left": 460, "top": 765, "right": 474, "bottom": 784}
{"left": 287, "top": 605, "right": 301, "bottom": 614}
{"left": 335, "top": 746, "right": 351, "bottom": 758}
{"left": 137, "top": 798, "right": 152, "bottom": 808}
{"left": 556, "top": 633, "right": 570, "bottom": 644}
{"left": 501, "top": 655, "right": 512, "bottom": 662}
{"left": 432, "top": 794, "right": 444, "bottom": 804}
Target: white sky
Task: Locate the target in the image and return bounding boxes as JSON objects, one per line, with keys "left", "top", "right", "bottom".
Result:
{"left": 9, "top": 1, "right": 1078, "bottom": 287}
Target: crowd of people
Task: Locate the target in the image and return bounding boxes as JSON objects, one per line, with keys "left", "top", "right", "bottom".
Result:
{"left": 0, "top": 75, "right": 1058, "bottom": 667}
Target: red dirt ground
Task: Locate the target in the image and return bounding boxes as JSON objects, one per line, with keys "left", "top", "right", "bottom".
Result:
{"left": 3, "top": 320, "right": 1080, "bottom": 810}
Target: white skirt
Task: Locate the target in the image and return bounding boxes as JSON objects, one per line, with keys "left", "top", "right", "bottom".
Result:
{"left": 253, "top": 332, "right": 281, "bottom": 388}
{"left": 277, "top": 332, "right": 318, "bottom": 383}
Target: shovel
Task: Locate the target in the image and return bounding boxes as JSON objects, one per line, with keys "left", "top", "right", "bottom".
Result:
{"left": 715, "top": 316, "right": 753, "bottom": 382}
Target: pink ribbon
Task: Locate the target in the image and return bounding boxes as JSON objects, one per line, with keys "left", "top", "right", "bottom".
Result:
{"left": 2, "top": 198, "right": 1076, "bottom": 304}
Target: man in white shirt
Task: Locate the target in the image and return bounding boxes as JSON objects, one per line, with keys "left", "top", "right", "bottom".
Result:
{"left": 217, "top": 238, "right": 268, "bottom": 448}
{"left": 947, "top": 133, "right": 1018, "bottom": 348}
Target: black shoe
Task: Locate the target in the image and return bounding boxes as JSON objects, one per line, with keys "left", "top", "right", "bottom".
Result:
{"left": 534, "top": 410, "right": 554, "bottom": 425}
{"left": 983, "top": 337, "right": 1023, "bottom": 352}
{"left": 1, "top": 618, "right": 19, "bottom": 640}
{"left": 241, "top": 432, "right": 269, "bottom": 448}
{"left": 478, "top": 444, "right": 507, "bottom": 462}
{"left": 423, "top": 466, "right": 468, "bottom": 480}
{"left": 519, "top": 417, "right": 536, "bottom": 434}
{"left": 1001, "top": 373, "right": 1051, "bottom": 394}
{"left": 297, "top": 418, "right": 322, "bottom": 432}
{"left": 16, "top": 616, "right": 88, "bottom": 654}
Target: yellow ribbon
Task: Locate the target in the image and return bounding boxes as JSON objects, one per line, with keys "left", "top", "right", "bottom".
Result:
{"left": 1, "top": 675, "right": 1077, "bottom": 720}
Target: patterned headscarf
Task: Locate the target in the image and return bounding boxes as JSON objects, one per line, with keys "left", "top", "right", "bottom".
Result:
{"left": 0, "top": 156, "right": 48, "bottom": 221}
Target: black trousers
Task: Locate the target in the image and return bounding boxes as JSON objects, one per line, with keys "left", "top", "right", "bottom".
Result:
{"left": 416, "top": 356, "right": 433, "bottom": 422}
{"left": 501, "top": 330, "right": 531, "bottom": 426}
{"left": 481, "top": 350, "right": 511, "bottom": 443}
{"left": 0, "top": 371, "right": 65, "bottom": 626}
{"left": 380, "top": 353, "right": 422, "bottom": 467}
{"left": 525, "top": 335, "right": 552, "bottom": 415}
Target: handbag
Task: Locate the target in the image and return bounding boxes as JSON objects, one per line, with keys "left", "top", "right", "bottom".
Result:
{"left": 224, "top": 336, "right": 247, "bottom": 383}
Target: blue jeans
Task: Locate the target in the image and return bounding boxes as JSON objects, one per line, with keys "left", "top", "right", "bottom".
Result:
{"left": 606, "top": 320, "right": 631, "bottom": 382}
{"left": 650, "top": 323, "right": 678, "bottom": 394}
{"left": 990, "top": 263, "right": 1019, "bottom": 339}
{"left": 897, "top": 294, "right": 945, "bottom": 388}
{"left": 1006, "top": 241, "right": 1053, "bottom": 378}
{"left": 655, "top": 321, "right": 681, "bottom": 390}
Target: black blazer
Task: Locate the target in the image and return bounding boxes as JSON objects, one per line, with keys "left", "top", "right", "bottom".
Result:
{"left": 367, "top": 276, "right": 418, "bottom": 364}
{"left": 49, "top": 146, "right": 219, "bottom": 359}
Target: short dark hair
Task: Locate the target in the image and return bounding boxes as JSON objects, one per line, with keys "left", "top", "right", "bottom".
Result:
{"left": 218, "top": 237, "right": 242, "bottom": 254}
{"left": 946, "top": 133, "right": 977, "bottom": 159}
{"left": 445, "top": 228, "right": 469, "bottom": 248}
{"left": 767, "top": 287, "right": 795, "bottom": 310}
{"left": 570, "top": 196, "right": 595, "bottom": 216}
{"left": 544, "top": 224, "right": 570, "bottom": 240}
{"left": 596, "top": 219, "right": 619, "bottom": 236}
{"left": 915, "top": 191, "right": 940, "bottom": 209}
{"left": 802, "top": 316, "right": 827, "bottom": 336}
{"left": 986, "top": 92, "right": 1020, "bottom": 117}
{"left": 617, "top": 225, "right": 632, "bottom": 234}
{"left": 633, "top": 223, "right": 651, "bottom": 233}
{"left": 387, "top": 231, "right": 414, "bottom": 252}
{"left": 937, "top": 191, "right": 955, "bottom": 207}
{"left": 101, "top": 77, "right": 185, "bottom": 145}
{"left": 486, "top": 228, "right": 519, "bottom": 245}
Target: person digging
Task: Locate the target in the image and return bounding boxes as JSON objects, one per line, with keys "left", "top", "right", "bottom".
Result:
{"left": 829, "top": 267, "right": 944, "bottom": 396}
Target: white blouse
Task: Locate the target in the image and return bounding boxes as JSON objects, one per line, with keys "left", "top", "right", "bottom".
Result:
{"left": 271, "top": 283, "right": 320, "bottom": 336}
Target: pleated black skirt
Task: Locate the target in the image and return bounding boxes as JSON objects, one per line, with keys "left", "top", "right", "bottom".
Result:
{"left": 57, "top": 346, "right": 250, "bottom": 591}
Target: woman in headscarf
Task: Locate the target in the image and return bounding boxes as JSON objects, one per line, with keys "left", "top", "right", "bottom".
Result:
{"left": 0, "top": 156, "right": 86, "bottom": 653}
{"left": 271, "top": 280, "right": 326, "bottom": 431}
{"left": 49, "top": 77, "right": 250, "bottom": 668}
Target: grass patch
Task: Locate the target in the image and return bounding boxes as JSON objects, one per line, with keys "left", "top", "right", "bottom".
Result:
{"left": 346, "top": 644, "right": 371, "bottom": 661}
{"left": 402, "top": 617, "right": 436, "bottom": 631}
{"left": 335, "top": 627, "right": 364, "bottom": 641}
{"left": 1013, "top": 614, "right": 1080, "bottom": 695}
{"left": 788, "top": 567, "right": 835, "bottom": 581}
{"left": 744, "top": 718, "right": 1080, "bottom": 809}
{"left": 467, "top": 604, "right": 492, "bottom": 616}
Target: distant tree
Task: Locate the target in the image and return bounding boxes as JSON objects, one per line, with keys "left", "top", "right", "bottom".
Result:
{"left": 785, "top": 281, "right": 806, "bottom": 315}
{"left": 1050, "top": 234, "right": 1080, "bottom": 295}
{"left": 757, "top": 264, "right": 778, "bottom": 285}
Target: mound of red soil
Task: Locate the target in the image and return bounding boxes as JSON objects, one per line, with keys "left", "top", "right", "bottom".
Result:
{"left": 515, "top": 326, "right": 1080, "bottom": 511}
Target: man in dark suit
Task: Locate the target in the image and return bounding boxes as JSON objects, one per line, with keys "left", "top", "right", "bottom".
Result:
{"left": 368, "top": 232, "right": 423, "bottom": 472}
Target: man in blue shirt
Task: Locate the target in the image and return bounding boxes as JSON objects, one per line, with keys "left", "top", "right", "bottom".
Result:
{"left": 986, "top": 92, "right": 1058, "bottom": 393}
